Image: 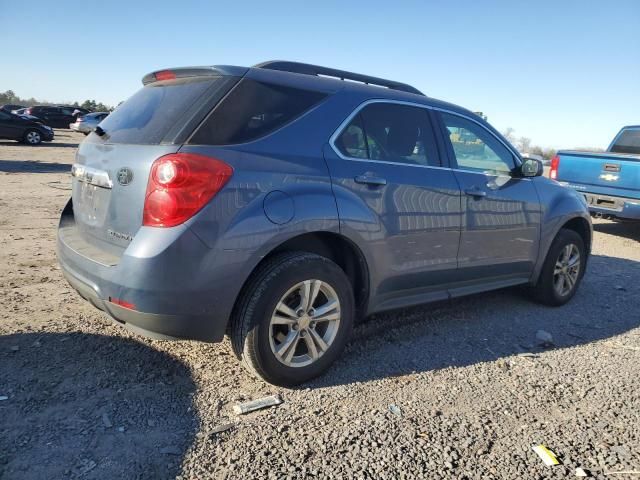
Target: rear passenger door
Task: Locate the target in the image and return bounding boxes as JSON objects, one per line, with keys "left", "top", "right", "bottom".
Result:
{"left": 324, "top": 101, "right": 462, "bottom": 309}
{"left": 435, "top": 111, "right": 541, "bottom": 286}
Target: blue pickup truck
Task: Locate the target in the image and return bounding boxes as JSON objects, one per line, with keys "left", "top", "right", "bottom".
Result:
{"left": 552, "top": 125, "right": 640, "bottom": 221}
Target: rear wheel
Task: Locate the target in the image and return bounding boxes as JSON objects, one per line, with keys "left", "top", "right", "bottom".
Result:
{"left": 531, "top": 228, "right": 586, "bottom": 306}
{"left": 231, "top": 252, "right": 354, "bottom": 386}
{"left": 23, "top": 129, "right": 42, "bottom": 145}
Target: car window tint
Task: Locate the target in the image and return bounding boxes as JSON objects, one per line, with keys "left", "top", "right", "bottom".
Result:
{"left": 336, "top": 103, "right": 439, "bottom": 167}
{"left": 440, "top": 112, "right": 514, "bottom": 174}
{"left": 610, "top": 128, "right": 640, "bottom": 155}
{"left": 190, "top": 79, "right": 327, "bottom": 145}
{"left": 95, "top": 76, "right": 228, "bottom": 145}
{"left": 335, "top": 114, "right": 368, "bottom": 159}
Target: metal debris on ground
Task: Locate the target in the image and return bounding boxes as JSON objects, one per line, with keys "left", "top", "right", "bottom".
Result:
{"left": 536, "top": 330, "right": 555, "bottom": 347}
{"left": 388, "top": 404, "right": 402, "bottom": 417}
{"left": 101, "top": 413, "right": 112, "bottom": 428}
{"left": 532, "top": 444, "right": 560, "bottom": 466}
{"left": 576, "top": 467, "right": 590, "bottom": 477}
{"left": 210, "top": 423, "right": 235, "bottom": 435}
{"left": 232, "top": 394, "right": 283, "bottom": 415}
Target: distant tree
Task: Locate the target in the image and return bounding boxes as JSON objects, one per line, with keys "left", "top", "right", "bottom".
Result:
{"left": 518, "top": 136, "right": 532, "bottom": 153}
{"left": 80, "top": 99, "right": 113, "bottom": 112}
{"left": 502, "top": 127, "right": 516, "bottom": 143}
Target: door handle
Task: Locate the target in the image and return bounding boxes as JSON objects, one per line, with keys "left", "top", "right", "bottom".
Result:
{"left": 354, "top": 175, "right": 387, "bottom": 186}
{"left": 464, "top": 187, "right": 487, "bottom": 198}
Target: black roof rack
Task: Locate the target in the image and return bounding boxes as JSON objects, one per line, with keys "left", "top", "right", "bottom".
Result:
{"left": 254, "top": 60, "right": 424, "bottom": 96}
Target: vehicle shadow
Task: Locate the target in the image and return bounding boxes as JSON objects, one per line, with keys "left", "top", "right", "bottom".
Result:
{"left": 593, "top": 219, "right": 640, "bottom": 242}
{"left": 0, "top": 141, "right": 79, "bottom": 148}
{"left": 0, "top": 333, "right": 197, "bottom": 480}
{"left": 0, "top": 160, "right": 71, "bottom": 173}
{"left": 310, "top": 253, "right": 640, "bottom": 388}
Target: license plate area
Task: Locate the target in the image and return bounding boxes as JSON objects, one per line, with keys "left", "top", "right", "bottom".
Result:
{"left": 74, "top": 180, "right": 111, "bottom": 227}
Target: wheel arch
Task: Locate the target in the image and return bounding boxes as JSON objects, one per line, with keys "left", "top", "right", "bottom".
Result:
{"left": 532, "top": 213, "right": 593, "bottom": 284}
{"left": 232, "top": 231, "right": 370, "bottom": 325}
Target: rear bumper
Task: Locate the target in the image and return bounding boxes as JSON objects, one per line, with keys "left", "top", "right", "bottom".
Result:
{"left": 69, "top": 123, "right": 91, "bottom": 133}
{"left": 56, "top": 201, "right": 237, "bottom": 342}
{"left": 583, "top": 192, "right": 640, "bottom": 221}
{"left": 60, "top": 263, "right": 222, "bottom": 341}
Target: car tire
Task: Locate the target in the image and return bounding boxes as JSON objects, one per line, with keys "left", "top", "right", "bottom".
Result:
{"left": 531, "top": 228, "right": 586, "bottom": 306}
{"left": 231, "top": 252, "right": 354, "bottom": 386}
{"left": 23, "top": 129, "right": 42, "bottom": 145}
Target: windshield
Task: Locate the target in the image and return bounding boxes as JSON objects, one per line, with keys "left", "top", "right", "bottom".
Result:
{"left": 94, "top": 76, "right": 232, "bottom": 145}
{"left": 610, "top": 127, "right": 640, "bottom": 155}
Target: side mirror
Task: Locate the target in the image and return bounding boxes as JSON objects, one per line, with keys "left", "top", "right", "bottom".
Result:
{"left": 519, "top": 157, "right": 544, "bottom": 177}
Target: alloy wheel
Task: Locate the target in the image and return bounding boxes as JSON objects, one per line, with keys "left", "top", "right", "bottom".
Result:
{"left": 553, "top": 243, "right": 581, "bottom": 296}
{"left": 269, "top": 279, "right": 341, "bottom": 368}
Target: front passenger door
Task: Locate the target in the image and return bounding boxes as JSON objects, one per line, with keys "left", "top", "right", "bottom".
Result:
{"left": 324, "top": 102, "right": 462, "bottom": 308}
{"left": 436, "top": 112, "right": 541, "bottom": 283}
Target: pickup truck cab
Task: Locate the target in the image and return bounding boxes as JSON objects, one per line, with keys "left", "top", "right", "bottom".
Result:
{"left": 552, "top": 126, "right": 640, "bottom": 221}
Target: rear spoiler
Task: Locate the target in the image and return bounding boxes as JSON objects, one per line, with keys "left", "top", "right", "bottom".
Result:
{"left": 142, "top": 65, "right": 248, "bottom": 85}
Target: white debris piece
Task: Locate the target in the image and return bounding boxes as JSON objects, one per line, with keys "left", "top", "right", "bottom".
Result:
{"left": 233, "top": 394, "right": 282, "bottom": 415}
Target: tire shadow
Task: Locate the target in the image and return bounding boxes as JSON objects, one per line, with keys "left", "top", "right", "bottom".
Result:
{"left": 309, "top": 254, "right": 640, "bottom": 388}
{"left": 0, "top": 160, "right": 71, "bottom": 173}
{"left": 0, "top": 333, "right": 197, "bottom": 479}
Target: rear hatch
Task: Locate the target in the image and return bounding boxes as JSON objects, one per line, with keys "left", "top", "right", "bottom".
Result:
{"left": 68, "top": 69, "right": 242, "bottom": 258}
{"left": 556, "top": 151, "right": 640, "bottom": 199}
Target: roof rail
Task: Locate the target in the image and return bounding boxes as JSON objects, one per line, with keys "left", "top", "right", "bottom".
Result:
{"left": 254, "top": 60, "right": 424, "bottom": 96}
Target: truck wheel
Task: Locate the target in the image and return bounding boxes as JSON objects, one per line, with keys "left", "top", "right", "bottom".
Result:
{"left": 231, "top": 252, "right": 354, "bottom": 386}
{"left": 24, "top": 129, "right": 42, "bottom": 145}
{"left": 531, "top": 229, "right": 586, "bottom": 306}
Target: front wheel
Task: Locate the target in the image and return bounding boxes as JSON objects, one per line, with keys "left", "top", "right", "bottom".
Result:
{"left": 23, "top": 129, "right": 42, "bottom": 145}
{"left": 231, "top": 252, "right": 354, "bottom": 386}
{"left": 531, "top": 228, "right": 586, "bottom": 306}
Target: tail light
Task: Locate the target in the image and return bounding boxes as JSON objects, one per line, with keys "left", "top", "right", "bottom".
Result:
{"left": 549, "top": 155, "right": 560, "bottom": 180}
{"left": 109, "top": 297, "right": 136, "bottom": 310}
{"left": 143, "top": 153, "right": 233, "bottom": 227}
{"left": 154, "top": 70, "right": 176, "bottom": 81}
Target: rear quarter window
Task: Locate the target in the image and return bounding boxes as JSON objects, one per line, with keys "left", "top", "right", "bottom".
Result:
{"left": 188, "top": 79, "right": 327, "bottom": 145}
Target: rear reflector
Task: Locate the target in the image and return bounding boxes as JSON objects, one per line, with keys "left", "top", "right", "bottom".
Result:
{"left": 154, "top": 70, "right": 176, "bottom": 81}
{"left": 109, "top": 297, "right": 136, "bottom": 310}
{"left": 143, "top": 153, "right": 233, "bottom": 227}
{"left": 549, "top": 155, "right": 560, "bottom": 180}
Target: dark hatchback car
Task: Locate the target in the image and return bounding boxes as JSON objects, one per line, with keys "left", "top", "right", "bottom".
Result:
{"left": 25, "top": 106, "right": 88, "bottom": 129}
{"left": 57, "top": 61, "right": 591, "bottom": 386}
{"left": 1, "top": 104, "right": 26, "bottom": 113}
{"left": 0, "top": 110, "right": 54, "bottom": 144}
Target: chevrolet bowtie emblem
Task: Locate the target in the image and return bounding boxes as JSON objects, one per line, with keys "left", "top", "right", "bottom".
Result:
{"left": 599, "top": 173, "right": 619, "bottom": 182}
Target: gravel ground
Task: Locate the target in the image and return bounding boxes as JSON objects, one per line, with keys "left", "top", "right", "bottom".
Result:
{"left": 1, "top": 131, "right": 639, "bottom": 479}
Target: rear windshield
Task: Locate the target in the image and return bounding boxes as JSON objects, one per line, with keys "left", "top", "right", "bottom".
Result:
{"left": 94, "top": 76, "right": 231, "bottom": 145}
{"left": 610, "top": 128, "right": 640, "bottom": 155}
{"left": 188, "top": 79, "right": 327, "bottom": 145}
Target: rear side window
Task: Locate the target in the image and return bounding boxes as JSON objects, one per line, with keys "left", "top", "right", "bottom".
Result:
{"left": 335, "top": 103, "right": 440, "bottom": 167}
{"left": 95, "top": 76, "right": 231, "bottom": 145}
{"left": 189, "top": 79, "right": 327, "bottom": 145}
{"left": 610, "top": 128, "right": 640, "bottom": 155}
